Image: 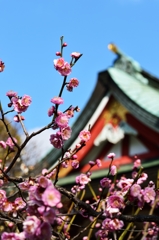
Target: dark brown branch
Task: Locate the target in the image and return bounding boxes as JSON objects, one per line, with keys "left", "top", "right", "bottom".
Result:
{"left": 5, "top": 122, "right": 53, "bottom": 173}
{"left": 57, "top": 186, "right": 159, "bottom": 224}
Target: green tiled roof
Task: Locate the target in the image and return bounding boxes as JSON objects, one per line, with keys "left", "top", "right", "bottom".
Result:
{"left": 108, "top": 67, "right": 159, "bottom": 118}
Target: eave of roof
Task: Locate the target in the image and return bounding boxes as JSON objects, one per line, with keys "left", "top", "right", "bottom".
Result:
{"left": 105, "top": 68, "right": 159, "bottom": 132}
{"left": 34, "top": 46, "right": 159, "bottom": 174}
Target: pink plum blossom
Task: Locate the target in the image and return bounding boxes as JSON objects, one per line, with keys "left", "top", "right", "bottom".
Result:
{"left": 142, "top": 187, "right": 156, "bottom": 203}
{"left": 11, "top": 95, "right": 31, "bottom": 113}
{"left": 11, "top": 97, "right": 28, "bottom": 113}
{"left": 67, "top": 78, "right": 79, "bottom": 91}
{"left": 14, "top": 197, "right": 26, "bottom": 210}
{"left": 130, "top": 184, "right": 141, "bottom": 197}
{"left": 0, "top": 141, "right": 6, "bottom": 149}
{"left": 55, "top": 113, "right": 69, "bottom": 128}
{"left": 107, "top": 194, "right": 125, "bottom": 210}
{"left": 21, "top": 95, "right": 32, "bottom": 106}
{"left": 137, "top": 172, "right": 148, "bottom": 184}
{"left": 54, "top": 58, "right": 65, "bottom": 70}
{"left": 61, "top": 126, "right": 72, "bottom": 140}
{"left": 42, "top": 208, "right": 56, "bottom": 223}
{"left": 42, "top": 186, "right": 61, "bottom": 207}
{"left": 23, "top": 215, "right": 41, "bottom": 239}
{"left": 54, "top": 58, "right": 71, "bottom": 76}
{"left": 79, "top": 130, "right": 91, "bottom": 142}
{"left": 76, "top": 173, "right": 91, "bottom": 185}
{"left": 37, "top": 176, "right": 51, "bottom": 188}
{"left": 59, "top": 62, "right": 72, "bottom": 76}
{"left": 50, "top": 133, "right": 64, "bottom": 149}
{"left": 71, "top": 52, "right": 82, "bottom": 58}
{"left": 71, "top": 160, "right": 79, "bottom": 169}
{"left": 6, "top": 90, "right": 18, "bottom": 98}
{"left": 6, "top": 137, "right": 17, "bottom": 149}
{"left": 100, "top": 178, "right": 111, "bottom": 188}
{"left": 1, "top": 232, "right": 25, "bottom": 240}
{"left": 51, "top": 96, "right": 64, "bottom": 105}
{"left": 69, "top": 78, "right": 79, "bottom": 87}
{"left": 102, "top": 218, "right": 124, "bottom": 231}
{"left": 117, "top": 178, "right": 134, "bottom": 192}
{"left": 3, "top": 201, "right": 13, "bottom": 212}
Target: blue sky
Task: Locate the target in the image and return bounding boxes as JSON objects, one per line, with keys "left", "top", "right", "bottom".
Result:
{"left": 1, "top": 0, "right": 159, "bottom": 132}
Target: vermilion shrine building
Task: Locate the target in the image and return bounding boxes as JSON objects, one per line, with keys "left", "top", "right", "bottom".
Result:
{"left": 35, "top": 44, "right": 159, "bottom": 187}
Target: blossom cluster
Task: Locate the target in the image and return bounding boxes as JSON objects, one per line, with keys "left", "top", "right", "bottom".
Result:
{"left": 0, "top": 137, "right": 17, "bottom": 150}
{"left": 6, "top": 90, "right": 32, "bottom": 116}
{"left": 0, "top": 39, "right": 159, "bottom": 240}
{"left": 1, "top": 175, "right": 62, "bottom": 240}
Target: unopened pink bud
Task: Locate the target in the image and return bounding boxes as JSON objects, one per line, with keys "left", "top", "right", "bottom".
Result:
{"left": 72, "top": 154, "right": 77, "bottom": 159}
{"left": 56, "top": 52, "right": 61, "bottom": 56}
{"left": 62, "top": 42, "right": 67, "bottom": 47}
{"left": 8, "top": 102, "right": 12, "bottom": 107}
{"left": 76, "top": 143, "right": 81, "bottom": 148}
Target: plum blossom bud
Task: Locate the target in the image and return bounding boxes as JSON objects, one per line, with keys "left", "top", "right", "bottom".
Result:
{"left": 89, "top": 161, "right": 95, "bottom": 167}
{"left": 66, "top": 108, "right": 74, "bottom": 118}
{"left": 71, "top": 160, "right": 79, "bottom": 169}
{"left": 48, "top": 106, "right": 55, "bottom": 117}
{"left": 72, "top": 154, "right": 77, "bottom": 160}
{"left": 8, "top": 102, "right": 12, "bottom": 107}
{"left": 51, "top": 97, "right": 64, "bottom": 105}
{"left": 0, "top": 60, "right": 5, "bottom": 72}
{"left": 62, "top": 42, "right": 67, "bottom": 47}
{"left": 134, "top": 159, "right": 141, "bottom": 168}
{"left": 76, "top": 143, "right": 81, "bottom": 148}
{"left": 0, "top": 141, "right": 7, "bottom": 149}
{"left": 13, "top": 115, "right": 25, "bottom": 122}
{"left": 56, "top": 52, "right": 61, "bottom": 56}
{"left": 96, "top": 159, "right": 102, "bottom": 167}
{"left": 107, "top": 152, "right": 116, "bottom": 159}
{"left": 62, "top": 161, "right": 69, "bottom": 168}
{"left": 110, "top": 165, "right": 117, "bottom": 176}
{"left": 87, "top": 171, "right": 92, "bottom": 177}
{"left": 66, "top": 85, "right": 73, "bottom": 92}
